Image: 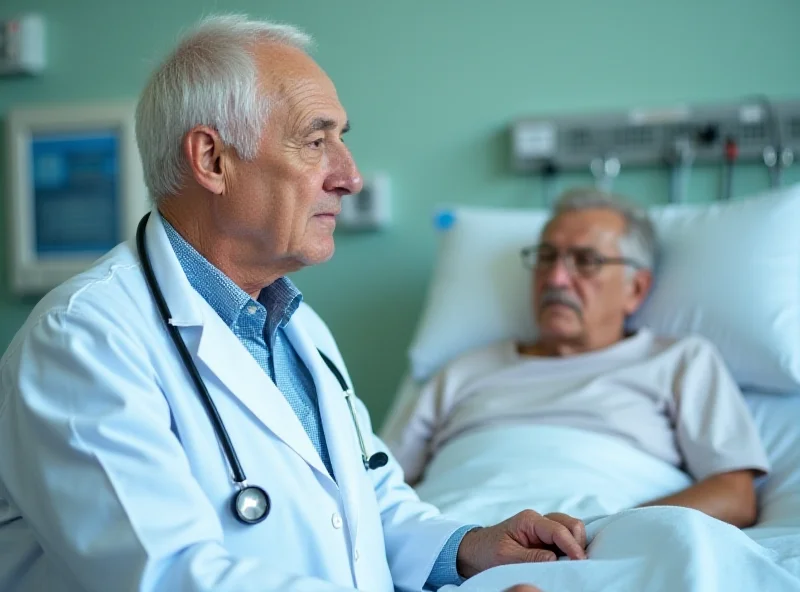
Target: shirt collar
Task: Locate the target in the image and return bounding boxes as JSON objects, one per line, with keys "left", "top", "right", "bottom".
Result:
{"left": 259, "top": 276, "right": 303, "bottom": 331}
{"left": 162, "top": 216, "right": 302, "bottom": 331}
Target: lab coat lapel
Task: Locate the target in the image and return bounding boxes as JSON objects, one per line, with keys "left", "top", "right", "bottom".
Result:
{"left": 141, "top": 211, "right": 331, "bottom": 479}
{"left": 194, "top": 319, "right": 332, "bottom": 479}
{"left": 142, "top": 208, "right": 203, "bottom": 326}
{"left": 284, "top": 318, "right": 361, "bottom": 546}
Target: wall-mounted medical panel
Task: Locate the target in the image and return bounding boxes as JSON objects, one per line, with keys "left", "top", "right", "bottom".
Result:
{"left": 6, "top": 103, "right": 148, "bottom": 295}
{"left": 511, "top": 99, "right": 800, "bottom": 174}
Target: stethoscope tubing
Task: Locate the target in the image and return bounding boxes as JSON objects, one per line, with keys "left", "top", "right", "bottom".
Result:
{"left": 136, "top": 213, "right": 249, "bottom": 486}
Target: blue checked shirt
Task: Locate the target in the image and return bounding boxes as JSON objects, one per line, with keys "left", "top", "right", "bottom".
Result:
{"left": 163, "top": 218, "right": 472, "bottom": 589}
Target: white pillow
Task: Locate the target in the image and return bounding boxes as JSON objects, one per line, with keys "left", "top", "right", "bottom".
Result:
{"left": 408, "top": 184, "right": 800, "bottom": 392}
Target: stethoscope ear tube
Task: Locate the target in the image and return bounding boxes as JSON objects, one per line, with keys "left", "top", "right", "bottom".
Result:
{"left": 136, "top": 213, "right": 249, "bottom": 486}
{"left": 317, "top": 351, "right": 389, "bottom": 471}
{"left": 367, "top": 452, "right": 389, "bottom": 470}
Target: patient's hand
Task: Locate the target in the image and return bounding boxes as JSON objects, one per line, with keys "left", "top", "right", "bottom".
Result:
{"left": 456, "top": 510, "right": 587, "bottom": 579}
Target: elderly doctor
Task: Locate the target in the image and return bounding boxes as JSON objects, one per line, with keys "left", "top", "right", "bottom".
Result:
{"left": 0, "top": 15, "right": 585, "bottom": 592}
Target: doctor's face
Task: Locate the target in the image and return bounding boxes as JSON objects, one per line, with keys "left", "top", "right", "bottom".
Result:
{"left": 223, "top": 43, "right": 363, "bottom": 271}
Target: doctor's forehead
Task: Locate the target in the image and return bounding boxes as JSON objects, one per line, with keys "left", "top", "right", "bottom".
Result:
{"left": 541, "top": 209, "right": 626, "bottom": 249}
{"left": 254, "top": 43, "right": 346, "bottom": 131}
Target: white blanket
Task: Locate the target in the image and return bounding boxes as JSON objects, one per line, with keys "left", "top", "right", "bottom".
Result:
{"left": 415, "top": 425, "right": 800, "bottom": 591}
{"left": 440, "top": 507, "right": 800, "bottom": 592}
{"left": 416, "top": 425, "right": 692, "bottom": 525}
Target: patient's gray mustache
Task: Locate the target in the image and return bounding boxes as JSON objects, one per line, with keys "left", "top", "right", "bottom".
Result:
{"left": 539, "top": 291, "right": 581, "bottom": 314}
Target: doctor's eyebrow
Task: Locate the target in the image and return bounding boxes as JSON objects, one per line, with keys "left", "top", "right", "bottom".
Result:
{"left": 302, "top": 118, "right": 350, "bottom": 136}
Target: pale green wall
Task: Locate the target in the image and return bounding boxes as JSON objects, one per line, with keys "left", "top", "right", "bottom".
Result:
{"left": 2, "top": 0, "right": 799, "bottom": 426}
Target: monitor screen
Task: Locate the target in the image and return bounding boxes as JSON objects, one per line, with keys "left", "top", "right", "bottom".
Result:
{"left": 31, "top": 130, "right": 121, "bottom": 256}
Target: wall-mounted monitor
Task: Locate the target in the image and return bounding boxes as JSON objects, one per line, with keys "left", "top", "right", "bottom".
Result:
{"left": 6, "top": 103, "right": 148, "bottom": 294}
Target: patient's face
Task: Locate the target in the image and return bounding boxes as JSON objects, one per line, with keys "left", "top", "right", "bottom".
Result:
{"left": 533, "top": 209, "right": 645, "bottom": 351}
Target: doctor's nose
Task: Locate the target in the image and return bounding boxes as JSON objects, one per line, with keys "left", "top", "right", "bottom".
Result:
{"left": 324, "top": 143, "right": 363, "bottom": 196}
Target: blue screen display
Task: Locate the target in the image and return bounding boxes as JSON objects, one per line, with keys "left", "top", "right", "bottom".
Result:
{"left": 31, "top": 131, "right": 120, "bottom": 255}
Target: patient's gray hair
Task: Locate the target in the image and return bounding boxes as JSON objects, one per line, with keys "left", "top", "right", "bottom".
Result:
{"left": 551, "top": 188, "right": 657, "bottom": 271}
{"left": 135, "top": 15, "right": 312, "bottom": 201}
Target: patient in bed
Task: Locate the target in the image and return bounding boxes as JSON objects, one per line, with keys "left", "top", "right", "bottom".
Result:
{"left": 385, "top": 188, "right": 770, "bottom": 529}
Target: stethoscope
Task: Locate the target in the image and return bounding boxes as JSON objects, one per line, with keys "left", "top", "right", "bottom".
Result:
{"left": 135, "top": 213, "right": 388, "bottom": 525}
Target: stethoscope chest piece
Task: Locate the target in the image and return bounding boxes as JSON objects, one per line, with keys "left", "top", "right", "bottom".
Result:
{"left": 233, "top": 485, "right": 271, "bottom": 524}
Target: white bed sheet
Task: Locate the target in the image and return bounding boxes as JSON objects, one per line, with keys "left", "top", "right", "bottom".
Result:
{"left": 747, "top": 393, "right": 800, "bottom": 528}
{"left": 387, "top": 381, "right": 800, "bottom": 589}
{"left": 743, "top": 392, "right": 800, "bottom": 578}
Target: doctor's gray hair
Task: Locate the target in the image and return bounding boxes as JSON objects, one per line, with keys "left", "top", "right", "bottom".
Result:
{"left": 551, "top": 187, "right": 657, "bottom": 271}
{"left": 135, "top": 15, "right": 312, "bottom": 201}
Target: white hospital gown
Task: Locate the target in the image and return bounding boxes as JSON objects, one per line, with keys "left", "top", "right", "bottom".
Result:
{"left": 383, "top": 329, "right": 769, "bottom": 485}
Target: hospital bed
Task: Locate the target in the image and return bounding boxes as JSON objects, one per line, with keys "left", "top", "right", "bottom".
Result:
{"left": 380, "top": 183, "right": 800, "bottom": 590}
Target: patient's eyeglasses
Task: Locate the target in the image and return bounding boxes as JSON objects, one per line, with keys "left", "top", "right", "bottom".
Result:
{"left": 520, "top": 244, "right": 643, "bottom": 278}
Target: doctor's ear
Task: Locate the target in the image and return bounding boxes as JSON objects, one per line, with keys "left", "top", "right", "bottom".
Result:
{"left": 183, "top": 125, "right": 227, "bottom": 195}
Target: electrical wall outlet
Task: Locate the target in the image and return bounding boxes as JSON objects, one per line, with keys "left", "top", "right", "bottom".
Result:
{"left": 0, "top": 15, "right": 45, "bottom": 76}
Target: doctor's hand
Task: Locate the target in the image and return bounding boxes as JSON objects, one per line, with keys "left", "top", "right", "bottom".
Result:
{"left": 456, "top": 510, "right": 587, "bottom": 579}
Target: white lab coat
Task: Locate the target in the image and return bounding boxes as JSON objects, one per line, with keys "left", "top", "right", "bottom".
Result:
{"left": 0, "top": 212, "right": 465, "bottom": 592}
